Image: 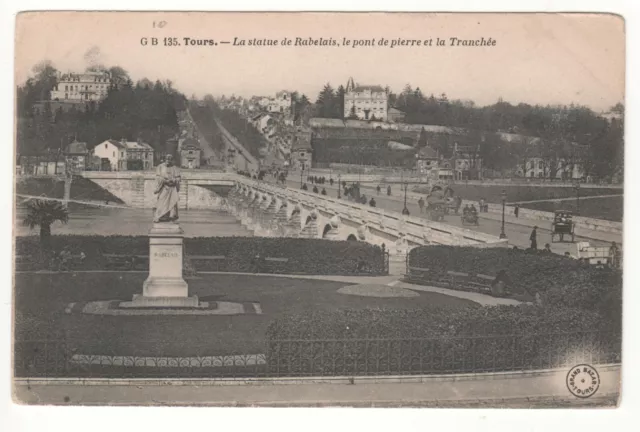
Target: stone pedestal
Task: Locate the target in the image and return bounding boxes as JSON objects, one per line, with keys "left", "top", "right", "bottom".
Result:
{"left": 122, "top": 223, "right": 199, "bottom": 308}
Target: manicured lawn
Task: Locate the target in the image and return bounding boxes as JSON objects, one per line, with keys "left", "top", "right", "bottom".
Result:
{"left": 14, "top": 272, "right": 476, "bottom": 357}
{"left": 520, "top": 196, "right": 623, "bottom": 222}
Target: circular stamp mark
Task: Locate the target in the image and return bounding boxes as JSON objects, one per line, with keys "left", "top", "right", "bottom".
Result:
{"left": 566, "top": 364, "right": 600, "bottom": 398}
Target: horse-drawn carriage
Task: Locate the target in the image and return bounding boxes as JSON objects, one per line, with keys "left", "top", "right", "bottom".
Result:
{"left": 551, "top": 210, "right": 575, "bottom": 243}
{"left": 443, "top": 196, "right": 462, "bottom": 215}
{"left": 428, "top": 203, "right": 446, "bottom": 221}
{"left": 425, "top": 184, "right": 459, "bottom": 221}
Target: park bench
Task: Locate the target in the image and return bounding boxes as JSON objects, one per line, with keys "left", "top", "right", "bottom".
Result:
{"left": 103, "top": 254, "right": 149, "bottom": 271}
{"left": 258, "top": 256, "right": 290, "bottom": 273}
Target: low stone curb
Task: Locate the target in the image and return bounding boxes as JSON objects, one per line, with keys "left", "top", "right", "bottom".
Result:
{"left": 14, "top": 363, "right": 620, "bottom": 387}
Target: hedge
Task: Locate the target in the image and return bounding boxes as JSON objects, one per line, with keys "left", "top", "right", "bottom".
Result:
{"left": 15, "top": 235, "right": 388, "bottom": 276}
{"left": 265, "top": 306, "right": 620, "bottom": 376}
{"left": 408, "top": 245, "right": 620, "bottom": 297}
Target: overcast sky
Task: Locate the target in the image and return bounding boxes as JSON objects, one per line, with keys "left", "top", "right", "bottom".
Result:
{"left": 15, "top": 12, "right": 625, "bottom": 111}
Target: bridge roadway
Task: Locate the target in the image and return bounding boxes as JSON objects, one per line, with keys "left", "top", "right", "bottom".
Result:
{"left": 276, "top": 176, "right": 616, "bottom": 256}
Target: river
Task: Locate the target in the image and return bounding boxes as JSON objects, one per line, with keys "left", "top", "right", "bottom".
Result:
{"left": 14, "top": 204, "right": 252, "bottom": 238}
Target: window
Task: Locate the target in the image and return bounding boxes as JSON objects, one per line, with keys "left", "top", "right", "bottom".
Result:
{"left": 105, "top": 143, "right": 108, "bottom": 148}
{"left": 113, "top": 151, "right": 115, "bottom": 157}
{"left": 300, "top": 152, "right": 305, "bottom": 157}
{"left": 538, "top": 161, "right": 543, "bottom": 169}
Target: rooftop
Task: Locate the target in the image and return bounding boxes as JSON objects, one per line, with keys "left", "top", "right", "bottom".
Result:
{"left": 65, "top": 140, "right": 88, "bottom": 154}
{"left": 106, "top": 139, "right": 154, "bottom": 150}
{"left": 417, "top": 146, "right": 439, "bottom": 159}
{"left": 352, "top": 85, "right": 385, "bottom": 93}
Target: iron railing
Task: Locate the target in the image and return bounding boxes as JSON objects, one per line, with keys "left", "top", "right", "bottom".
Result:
{"left": 14, "top": 331, "right": 620, "bottom": 379}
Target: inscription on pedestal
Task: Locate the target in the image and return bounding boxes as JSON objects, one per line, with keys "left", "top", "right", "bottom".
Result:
{"left": 149, "top": 245, "right": 182, "bottom": 279}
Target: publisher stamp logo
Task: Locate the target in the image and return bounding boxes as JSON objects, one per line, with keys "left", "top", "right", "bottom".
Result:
{"left": 566, "top": 364, "right": 600, "bottom": 398}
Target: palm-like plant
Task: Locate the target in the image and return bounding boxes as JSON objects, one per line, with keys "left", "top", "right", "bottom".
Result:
{"left": 22, "top": 199, "right": 69, "bottom": 248}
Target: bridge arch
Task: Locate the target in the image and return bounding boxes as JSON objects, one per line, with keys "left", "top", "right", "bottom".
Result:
{"left": 347, "top": 234, "right": 358, "bottom": 241}
{"left": 322, "top": 224, "right": 332, "bottom": 238}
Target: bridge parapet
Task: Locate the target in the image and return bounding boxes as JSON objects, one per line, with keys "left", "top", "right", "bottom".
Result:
{"left": 229, "top": 177, "right": 507, "bottom": 257}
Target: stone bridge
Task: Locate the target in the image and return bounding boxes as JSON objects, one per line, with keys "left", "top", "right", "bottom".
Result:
{"left": 79, "top": 171, "right": 507, "bottom": 258}
{"left": 227, "top": 178, "right": 507, "bottom": 258}
{"left": 81, "top": 170, "right": 237, "bottom": 210}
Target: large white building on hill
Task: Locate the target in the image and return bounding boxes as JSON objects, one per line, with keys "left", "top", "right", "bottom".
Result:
{"left": 50, "top": 71, "right": 112, "bottom": 102}
{"left": 343, "top": 77, "right": 388, "bottom": 121}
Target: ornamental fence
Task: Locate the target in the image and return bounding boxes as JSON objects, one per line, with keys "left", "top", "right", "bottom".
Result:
{"left": 14, "top": 331, "right": 620, "bottom": 379}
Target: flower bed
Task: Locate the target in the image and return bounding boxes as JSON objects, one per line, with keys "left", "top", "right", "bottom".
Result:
{"left": 265, "top": 306, "right": 620, "bottom": 376}
{"left": 15, "top": 235, "right": 388, "bottom": 276}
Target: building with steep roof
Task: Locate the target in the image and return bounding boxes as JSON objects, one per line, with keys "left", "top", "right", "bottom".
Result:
{"left": 343, "top": 77, "right": 388, "bottom": 121}
{"left": 180, "top": 139, "right": 201, "bottom": 169}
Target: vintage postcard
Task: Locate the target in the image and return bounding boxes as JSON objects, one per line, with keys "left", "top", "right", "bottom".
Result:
{"left": 12, "top": 12, "right": 624, "bottom": 407}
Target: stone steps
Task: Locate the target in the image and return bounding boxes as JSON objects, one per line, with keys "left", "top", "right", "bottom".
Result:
{"left": 130, "top": 177, "right": 146, "bottom": 208}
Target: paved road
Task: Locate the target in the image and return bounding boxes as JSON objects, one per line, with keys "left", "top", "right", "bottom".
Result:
{"left": 276, "top": 176, "right": 615, "bottom": 256}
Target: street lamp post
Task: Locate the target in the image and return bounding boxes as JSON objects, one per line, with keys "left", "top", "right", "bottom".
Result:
{"left": 300, "top": 165, "right": 304, "bottom": 188}
{"left": 402, "top": 181, "right": 409, "bottom": 215}
{"left": 338, "top": 174, "right": 342, "bottom": 199}
{"left": 574, "top": 181, "right": 581, "bottom": 215}
{"left": 500, "top": 190, "right": 507, "bottom": 239}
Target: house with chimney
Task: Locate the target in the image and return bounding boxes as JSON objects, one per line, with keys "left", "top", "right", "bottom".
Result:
{"left": 93, "top": 138, "right": 155, "bottom": 171}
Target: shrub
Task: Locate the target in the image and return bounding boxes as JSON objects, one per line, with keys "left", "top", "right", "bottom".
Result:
{"left": 408, "top": 246, "right": 620, "bottom": 294}
{"left": 15, "top": 235, "right": 388, "bottom": 276}
{"left": 265, "top": 306, "right": 620, "bottom": 376}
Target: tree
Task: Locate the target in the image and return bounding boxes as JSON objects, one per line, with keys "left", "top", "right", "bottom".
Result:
{"left": 334, "top": 85, "right": 346, "bottom": 119}
{"left": 22, "top": 200, "right": 69, "bottom": 249}
{"left": 108, "top": 66, "right": 129, "bottom": 89}
{"left": 417, "top": 127, "right": 429, "bottom": 148}
{"left": 347, "top": 105, "right": 358, "bottom": 120}
{"left": 31, "top": 60, "right": 58, "bottom": 101}
{"left": 315, "top": 83, "right": 336, "bottom": 118}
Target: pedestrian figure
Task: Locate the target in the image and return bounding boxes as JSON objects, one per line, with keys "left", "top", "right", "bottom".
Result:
{"left": 544, "top": 243, "right": 552, "bottom": 253}
{"left": 609, "top": 242, "right": 621, "bottom": 269}
{"left": 376, "top": 185, "right": 381, "bottom": 195}
{"left": 321, "top": 188, "right": 327, "bottom": 196}
{"left": 360, "top": 194, "right": 367, "bottom": 205}
{"left": 302, "top": 183, "right": 308, "bottom": 190}
{"left": 479, "top": 198, "right": 485, "bottom": 212}
{"left": 514, "top": 204, "right": 520, "bottom": 218}
{"left": 369, "top": 197, "right": 376, "bottom": 207}
{"left": 418, "top": 197, "right": 425, "bottom": 213}
{"left": 387, "top": 185, "right": 392, "bottom": 196}
{"left": 530, "top": 226, "right": 538, "bottom": 250}
{"left": 330, "top": 178, "right": 334, "bottom": 186}
{"left": 313, "top": 185, "right": 319, "bottom": 193}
